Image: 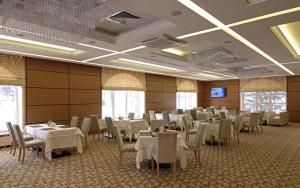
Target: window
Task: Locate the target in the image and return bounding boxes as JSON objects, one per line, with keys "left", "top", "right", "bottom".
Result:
{"left": 102, "top": 90, "right": 145, "bottom": 119}
{"left": 176, "top": 92, "right": 197, "bottom": 110}
{"left": 240, "top": 91, "right": 286, "bottom": 112}
{"left": 0, "top": 85, "right": 23, "bottom": 132}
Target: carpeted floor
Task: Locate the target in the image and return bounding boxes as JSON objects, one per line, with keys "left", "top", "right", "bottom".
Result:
{"left": 0, "top": 124, "right": 299, "bottom": 188}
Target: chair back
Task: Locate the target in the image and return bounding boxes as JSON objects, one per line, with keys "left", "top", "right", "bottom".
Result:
{"left": 220, "top": 111, "right": 227, "bottom": 120}
{"left": 162, "top": 111, "right": 170, "bottom": 125}
{"left": 258, "top": 111, "right": 265, "bottom": 124}
{"left": 70, "top": 116, "right": 79, "bottom": 127}
{"left": 279, "top": 111, "right": 289, "bottom": 122}
{"left": 182, "top": 115, "right": 193, "bottom": 132}
{"left": 13, "top": 124, "right": 25, "bottom": 148}
{"left": 149, "top": 111, "right": 156, "bottom": 121}
{"left": 177, "top": 109, "right": 183, "bottom": 114}
{"left": 150, "top": 120, "right": 164, "bottom": 131}
{"left": 233, "top": 115, "right": 243, "bottom": 132}
{"left": 190, "top": 109, "right": 197, "bottom": 121}
{"left": 105, "top": 117, "right": 115, "bottom": 135}
{"left": 142, "top": 113, "right": 150, "bottom": 124}
{"left": 81, "top": 117, "right": 91, "bottom": 137}
{"left": 114, "top": 126, "right": 124, "bottom": 151}
{"left": 249, "top": 113, "right": 259, "bottom": 128}
{"left": 197, "top": 107, "right": 204, "bottom": 112}
{"left": 156, "top": 132, "right": 177, "bottom": 163}
{"left": 218, "top": 119, "right": 232, "bottom": 139}
{"left": 90, "top": 115, "right": 100, "bottom": 132}
{"left": 128, "top": 112, "right": 134, "bottom": 120}
{"left": 6, "top": 122, "right": 17, "bottom": 144}
{"left": 194, "top": 124, "right": 206, "bottom": 147}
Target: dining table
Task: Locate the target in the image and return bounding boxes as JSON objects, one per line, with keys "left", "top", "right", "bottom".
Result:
{"left": 24, "top": 124, "right": 84, "bottom": 160}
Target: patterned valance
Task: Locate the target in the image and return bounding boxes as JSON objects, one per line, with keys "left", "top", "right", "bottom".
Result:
{"left": 240, "top": 76, "right": 287, "bottom": 92}
{"left": 101, "top": 68, "right": 146, "bottom": 91}
{"left": 0, "top": 54, "right": 25, "bottom": 86}
{"left": 176, "top": 78, "right": 198, "bottom": 92}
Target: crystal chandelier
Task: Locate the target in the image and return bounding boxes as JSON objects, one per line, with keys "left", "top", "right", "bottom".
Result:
{"left": 0, "top": 0, "right": 115, "bottom": 42}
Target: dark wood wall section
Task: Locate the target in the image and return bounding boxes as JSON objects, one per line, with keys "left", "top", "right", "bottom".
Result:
{"left": 287, "top": 76, "right": 300, "bottom": 122}
{"left": 202, "top": 80, "right": 240, "bottom": 112}
{"left": 198, "top": 81, "right": 205, "bottom": 107}
{"left": 145, "top": 74, "right": 176, "bottom": 112}
{"left": 26, "top": 58, "right": 101, "bottom": 125}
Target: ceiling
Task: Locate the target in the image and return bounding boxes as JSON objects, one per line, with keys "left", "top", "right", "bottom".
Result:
{"left": 0, "top": 0, "right": 299, "bottom": 81}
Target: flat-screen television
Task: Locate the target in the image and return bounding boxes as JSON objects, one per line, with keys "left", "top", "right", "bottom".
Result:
{"left": 210, "top": 88, "right": 226, "bottom": 98}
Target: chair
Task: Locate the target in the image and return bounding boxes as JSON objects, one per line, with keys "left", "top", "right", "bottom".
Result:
{"left": 13, "top": 124, "right": 45, "bottom": 164}
{"left": 150, "top": 120, "right": 164, "bottom": 131}
{"left": 70, "top": 116, "right": 79, "bottom": 127}
{"left": 220, "top": 111, "right": 227, "bottom": 120}
{"left": 128, "top": 112, "right": 135, "bottom": 120}
{"left": 142, "top": 113, "right": 150, "bottom": 125}
{"left": 6, "top": 122, "right": 33, "bottom": 156}
{"left": 258, "top": 111, "right": 265, "bottom": 130}
{"left": 243, "top": 113, "right": 259, "bottom": 132}
{"left": 114, "top": 126, "right": 136, "bottom": 163}
{"left": 182, "top": 115, "right": 197, "bottom": 143}
{"left": 196, "top": 107, "right": 204, "bottom": 112}
{"left": 162, "top": 111, "right": 176, "bottom": 129}
{"left": 80, "top": 117, "right": 91, "bottom": 147}
{"left": 149, "top": 111, "right": 156, "bottom": 121}
{"left": 105, "top": 117, "right": 116, "bottom": 142}
{"left": 177, "top": 109, "right": 184, "bottom": 114}
{"left": 152, "top": 132, "right": 177, "bottom": 177}
{"left": 190, "top": 109, "right": 197, "bottom": 121}
{"left": 90, "top": 115, "right": 107, "bottom": 140}
{"left": 268, "top": 112, "right": 289, "bottom": 126}
{"left": 186, "top": 124, "right": 206, "bottom": 162}
{"left": 233, "top": 115, "right": 243, "bottom": 144}
{"left": 218, "top": 119, "right": 233, "bottom": 148}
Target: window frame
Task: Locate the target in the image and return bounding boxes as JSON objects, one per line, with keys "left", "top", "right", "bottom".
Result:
{"left": 176, "top": 92, "right": 198, "bottom": 111}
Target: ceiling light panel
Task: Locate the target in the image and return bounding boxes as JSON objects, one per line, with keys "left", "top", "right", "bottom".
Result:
{"left": 162, "top": 48, "right": 185, "bottom": 56}
{"left": 177, "top": 0, "right": 294, "bottom": 75}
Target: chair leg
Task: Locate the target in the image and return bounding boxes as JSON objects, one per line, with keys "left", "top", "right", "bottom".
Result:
{"left": 156, "top": 162, "right": 160, "bottom": 177}
{"left": 218, "top": 140, "right": 221, "bottom": 148}
{"left": 13, "top": 145, "right": 17, "bottom": 156}
{"left": 173, "top": 162, "right": 176, "bottom": 175}
{"left": 18, "top": 148, "right": 22, "bottom": 161}
{"left": 194, "top": 150, "right": 197, "bottom": 161}
{"left": 151, "top": 159, "right": 154, "bottom": 171}
{"left": 22, "top": 149, "right": 25, "bottom": 164}
{"left": 37, "top": 146, "right": 39, "bottom": 157}
{"left": 85, "top": 137, "right": 88, "bottom": 148}
{"left": 197, "top": 150, "right": 200, "bottom": 162}
{"left": 9, "top": 142, "right": 13, "bottom": 154}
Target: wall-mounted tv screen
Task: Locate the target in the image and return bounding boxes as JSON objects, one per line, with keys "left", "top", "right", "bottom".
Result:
{"left": 210, "top": 88, "right": 226, "bottom": 98}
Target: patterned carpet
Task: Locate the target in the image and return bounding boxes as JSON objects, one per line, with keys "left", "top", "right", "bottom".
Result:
{"left": 0, "top": 124, "right": 300, "bottom": 188}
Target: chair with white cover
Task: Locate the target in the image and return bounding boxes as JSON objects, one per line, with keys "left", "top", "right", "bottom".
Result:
{"left": 13, "top": 124, "right": 45, "bottom": 164}
{"left": 182, "top": 115, "right": 197, "bottom": 143}
{"left": 149, "top": 111, "right": 156, "bottom": 121}
{"left": 243, "top": 112, "right": 259, "bottom": 132}
{"left": 114, "top": 126, "right": 136, "bottom": 163}
{"left": 197, "top": 107, "right": 204, "bottom": 112}
{"left": 258, "top": 111, "right": 265, "bottom": 130}
{"left": 233, "top": 115, "right": 243, "bottom": 144}
{"left": 142, "top": 113, "right": 150, "bottom": 125}
{"left": 162, "top": 111, "right": 176, "bottom": 129}
{"left": 90, "top": 115, "right": 107, "bottom": 140}
{"left": 268, "top": 112, "right": 289, "bottom": 126}
{"left": 177, "top": 109, "right": 184, "bottom": 114}
{"left": 150, "top": 120, "right": 164, "bottom": 131}
{"left": 6, "top": 122, "right": 33, "bottom": 156}
{"left": 218, "top": 119, "right": 233, "bottom": 148}
{"left": 128, "top": 112, "right": 135, "bottom": 120}
{"left": 220, "top": 111, "right": 227, "bottom": 120}
{"left": 70, "top": 116, "right": 79, "bottom": 127}
{"left": 152, "top": 131, "right": 177, "bottom": 177}
{"left": 190, "top": 109, "right": 197, "bottom": 122}
{"left": 186, "top": 124, "right": 206, "bottom": 162}
{"left": 105, "top": 117, "right": 115, "bottom": 142}
{"left": 80, "top": 117, "right": 91, "bottom": 148}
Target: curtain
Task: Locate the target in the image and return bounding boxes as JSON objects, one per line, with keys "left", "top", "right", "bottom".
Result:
{"left": 240, "top": 76, "right": 287, "bottom": 92}
{"left": 102, "top": 68, "right": 146, "bottom": 91}
{"left": 0, "top": 54, "right": 25, "bottom": 86}
{"left": 176, "top": 78, "right": 198, "bottom": 92}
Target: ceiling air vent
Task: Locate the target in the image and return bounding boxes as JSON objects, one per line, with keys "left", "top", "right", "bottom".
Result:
{"left": 142, "top": 34, "right": 187, "bottom": 49}
{"left": 244, "top": 0, "right": 268, "bottom": 6}
{"left": 108, "top": 10, "right": 140, "bottom": 25}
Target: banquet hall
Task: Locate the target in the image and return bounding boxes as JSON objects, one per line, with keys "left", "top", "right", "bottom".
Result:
{"left": 0, "top": 0, "right": 299, "bottom": 187}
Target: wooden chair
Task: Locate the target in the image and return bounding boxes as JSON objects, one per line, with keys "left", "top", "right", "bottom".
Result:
{"left": 162, "top": 111, "right": 176, "bottom": 129}
{"left": 114, "top": 126, "right": 136, "bottom": 163}
{"left": 142, "top": 113, "right": 150, "bottom": 125}
{"left": 243, "top": 113, "right": 259, "bottom": 132}
{"left": 152, "top": 132, "right": 177, "bottom": 177}
{"left": 128, "top": 112, "right": 135, "bottom": 120}
{"left": 218, "top": 119, "right": 233, "bottom": 148}
{"left": 182, "top": 115, "right": 197, "bottom": 143}
{"left": 150, "top": 120, "right": 164, "bottom": 131}
{"left": 186, "top": 124, "right": 206, "bottom": 162}
{"left": 233, "top": 115, "right": 243, "bottom": 144}
{"left": 90, "top": 115, "right": 107, "bottom": 140}
{"left": 69, "top": 116, "right": 79, "bottom": 127}
{"left": 80, "top": 117, "right": 91, "bottom": 148}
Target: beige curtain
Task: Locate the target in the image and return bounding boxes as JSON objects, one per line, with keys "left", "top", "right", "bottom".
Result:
{"left": 102, "top": 68, "right": 146, "bottom": 91}
{"left": 0, "top": 54, "right": 25, "bottom": 86}
{"left": 176, "top": 78, "right": 198, "bottom": 92}
{"left": 240, "top": 76, "right": 287, "bottom": 92}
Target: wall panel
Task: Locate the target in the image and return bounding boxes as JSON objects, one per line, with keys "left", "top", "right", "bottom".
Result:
{"left": 287, "top": 76, "right": 300, "bottom": 122}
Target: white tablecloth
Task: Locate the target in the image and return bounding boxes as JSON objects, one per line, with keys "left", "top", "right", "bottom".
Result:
{"left": 195, "top": 122, "right": 234, "bottom": 143}
{"left": 196, "top": 111, "right": 212, "bottom": 121}
{"left": 169, "top": 114, "right": 191, "bottom": 130}
{"left": 135, "top": 134, "right": 188, "bottom": 169}
{"left": 113, "top": 119, "right": 148, "bottom": 135}
{"left": 24, "top": 124, "right": 84, "bottom": 160}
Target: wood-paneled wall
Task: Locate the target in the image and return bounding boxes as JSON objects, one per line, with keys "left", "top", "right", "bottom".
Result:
{"left": 287, "top": 76, "right": 300, "bottom": 122}
{"left": 201, "top": 80, "right": 240, "bottom": 112}
{"left": 145, "top": 74, "right": 176, "bottom": 112}
{"left": 26, "top": 58, "right": 101, "bottom": 125}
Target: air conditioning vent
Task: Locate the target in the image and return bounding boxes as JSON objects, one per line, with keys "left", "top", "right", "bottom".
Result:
{"left": 108, "top": 10, "right": 140, "bottom": 25}
{"left": 244, "top": 0, "right": 268, "bottom": 6}
{"left": 142, "top": 34, "right": 187, "bottom": 49}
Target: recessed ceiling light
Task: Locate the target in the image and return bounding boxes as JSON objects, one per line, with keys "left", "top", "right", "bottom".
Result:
{"left": 197, "top": 73, "right": 222, "bottom": 78}
{"left": 278, "top": 22, "right": 300, "bottom": 55}
{"left": 162, "top": 48, "right": 185, "bottom": 56}
{"left": 0, "top": 34, "right": 77, "bottom": 52}
{"left": 203, "top": 71, "right": 238, "bottom": 79}
{"left": 77, "top": 42, "right": 117, "bottom": 53}
{"left": 177, "top": 0, "right": 294, "bottom": 75}
{"left": 118, "top": 58, "right": 181, "bottom": 71}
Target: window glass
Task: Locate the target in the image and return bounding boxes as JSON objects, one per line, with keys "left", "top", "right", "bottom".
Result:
{"left": 176, "top": 92, "right": 197, "bottom": 110}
